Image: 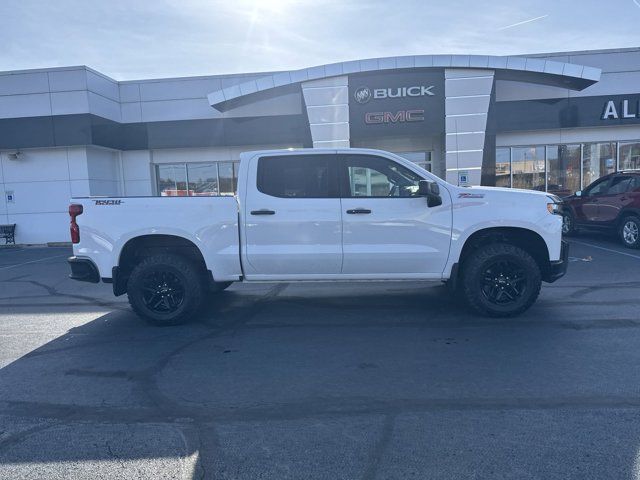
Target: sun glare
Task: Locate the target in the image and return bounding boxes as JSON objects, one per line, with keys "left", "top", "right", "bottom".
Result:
{"left": 244, "top": 0, "right": 294, "bottom": 22}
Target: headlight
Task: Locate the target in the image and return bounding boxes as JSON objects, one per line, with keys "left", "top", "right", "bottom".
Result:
{"left": 546, "top": 195, "right": 563, "bottom": 215}
{"left": 547, "top": 202, "right": 562, "bottom": 215}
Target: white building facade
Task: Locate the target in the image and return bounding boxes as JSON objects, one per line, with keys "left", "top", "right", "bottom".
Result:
{"left": 1, "top": 47, "right": 640, "bottom": 244}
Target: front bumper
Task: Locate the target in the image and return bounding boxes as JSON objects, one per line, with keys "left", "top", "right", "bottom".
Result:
{"left": 67, "top": 256, "right": 100, "bottom": 283}
{"left": 543, "top": 240, "right": 569, "bottom": 283}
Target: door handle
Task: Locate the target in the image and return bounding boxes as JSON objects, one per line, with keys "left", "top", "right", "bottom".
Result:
{"left": 250, "top": 209, "right": 276, "bottom": 215}
{"left": 346, "top": 208, "right": 372, "bottom": 214}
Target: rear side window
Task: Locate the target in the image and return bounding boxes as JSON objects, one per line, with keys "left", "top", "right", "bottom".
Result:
{"left": 606, "top": 176, "right": 633, "bottom": 195}
{"left": 257, "top": 155, "right": 337, "bottom": 198}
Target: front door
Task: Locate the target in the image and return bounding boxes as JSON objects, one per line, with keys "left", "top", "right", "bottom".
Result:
{"left": 243, "top": 153, "right": 342, "bottom": 278}
{"left": 339, "top": 153, "right": 452, "bottom": 277}
{"left": 577, "top": 177, "right": 610, "bottom": 224}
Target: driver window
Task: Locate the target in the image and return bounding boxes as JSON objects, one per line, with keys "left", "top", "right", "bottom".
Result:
{"left": 585, "top": 178, "right": 610, "bottom": 196}
{"left": 342, "top": 155, "right": 422, "bottom": 198}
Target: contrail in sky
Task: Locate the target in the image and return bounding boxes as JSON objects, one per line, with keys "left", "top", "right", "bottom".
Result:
{"left": 498, "top": 14, "right": 549, "bottom": 30}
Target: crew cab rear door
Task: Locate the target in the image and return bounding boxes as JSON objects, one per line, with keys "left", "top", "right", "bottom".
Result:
{"left": 241, "top": 152, "right": 342, "bottom": 278}
{"left": 338, "top": 153, "right": 452, "bottom": 277}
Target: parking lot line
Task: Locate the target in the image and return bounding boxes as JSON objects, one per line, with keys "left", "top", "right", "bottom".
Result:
{"left": 0, "top": 254, "right": 69, "bottom": 271}
{"left": 570, "top": 240, "right": 640, "bottom": 260}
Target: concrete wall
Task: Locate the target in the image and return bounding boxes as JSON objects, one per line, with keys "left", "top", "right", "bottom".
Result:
{"left": 0, "top": 66, "right": 302, "bottom": 126}
{"left": 301, "top": 76, "right": 350, "bottom": 148}
{"left": 445, "top": 69, "right": 494, "bottom": 186}
{"left": 0, "top": 147, "right": 88, "bottom": 243}
{"left": 150, "top": 143, "right": 303, "bottom": 165}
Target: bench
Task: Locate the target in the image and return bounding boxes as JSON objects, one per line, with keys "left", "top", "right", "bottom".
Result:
{"left": 0, "top": 224, "right": 16, "bottom": 244}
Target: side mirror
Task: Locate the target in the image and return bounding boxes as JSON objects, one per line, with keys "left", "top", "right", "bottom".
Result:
{"left": 418, "top": 180, "right": 442, "bottom": 207}
{"left": 575, "top": 190, "right": 582, "bottom": 197}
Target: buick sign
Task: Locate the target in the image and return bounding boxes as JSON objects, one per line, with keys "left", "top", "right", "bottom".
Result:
{"left": 354, "top": 85, "right": 435, "bottom": 104}
{"left": 354, "top": 86, "right": 372, "bottom": 104}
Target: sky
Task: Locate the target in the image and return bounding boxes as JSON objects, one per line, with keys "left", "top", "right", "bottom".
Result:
{"left": 0, "top": 0, "right": 639, "bottom": 80}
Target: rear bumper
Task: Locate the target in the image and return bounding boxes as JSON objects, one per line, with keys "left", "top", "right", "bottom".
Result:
{"left": 543, "top": 240, "right": 569, "bottom": 283}
{"left": 67, "top": 256, "right": 100, "bottom": 283}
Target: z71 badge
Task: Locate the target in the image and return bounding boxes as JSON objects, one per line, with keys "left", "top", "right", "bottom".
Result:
{"left": 458, "top": 193, "right": 485, "bottom": 199}
{"left": 94, "top": 199, "right": 124, "bottom": 206}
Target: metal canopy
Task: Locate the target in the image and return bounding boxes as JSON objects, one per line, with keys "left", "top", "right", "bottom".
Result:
{"left": 207, "top": 54, "right": 601, "bottom": 112}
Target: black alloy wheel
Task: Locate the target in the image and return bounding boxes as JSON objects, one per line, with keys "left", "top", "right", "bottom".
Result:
{"left": 462, "top": 243, "right": 541, "bottom": 317}
{"left": 141, "top": 270, "right": 185, "bottom": 313}
{"left": 127, "top": 254, "right": 204, "bottom": 326}
{"left": 481, "top": 260, "right": 527, "bottom": 305}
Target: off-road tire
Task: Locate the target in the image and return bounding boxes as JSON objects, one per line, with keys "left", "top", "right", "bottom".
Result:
{"left": 619, "top": 215, "right": 640, "bottom": 249}
{"left": 127, "top": 253, "right": 205, "bottom": 326}
{"left": 462, "top": 243, "right": 541, "bottom": 317}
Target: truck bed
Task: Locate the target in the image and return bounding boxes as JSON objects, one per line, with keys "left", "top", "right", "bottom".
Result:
{"left": 71, "top": 196, "right": 242, "bottom": 282}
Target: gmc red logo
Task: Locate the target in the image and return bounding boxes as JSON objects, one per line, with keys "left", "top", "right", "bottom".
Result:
{"left": 364, "top": 109, "right": 425, "bottom": 124}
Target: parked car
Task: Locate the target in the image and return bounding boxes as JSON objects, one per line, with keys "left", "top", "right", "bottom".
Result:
{"left": 562, "top": 171, "right": 640, "bottom": 248}
{"left": 67, "top": 148, "right": 567, "bottom": 325}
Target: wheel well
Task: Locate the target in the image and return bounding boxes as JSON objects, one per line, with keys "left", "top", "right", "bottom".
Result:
{"left": 114, "top": 234, "right": 208, "bottom": 296}
{"left": 617, "top": 209, "right": 640, "bottom": 228}
{"left": 458, "top": 227, "right": 550, "bottom": 275}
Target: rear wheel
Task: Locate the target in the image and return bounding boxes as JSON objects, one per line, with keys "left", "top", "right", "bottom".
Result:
{"left": 127, "top": 254, "right": 205, "bottom": 326}
{"left": 462, "top": 243, "right": 541, "bottom": 317}
{"left": 619, "top": 215, "right": 640, "bottom": 249}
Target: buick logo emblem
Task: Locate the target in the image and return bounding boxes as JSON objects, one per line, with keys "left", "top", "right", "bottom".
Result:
{"left": 354, "top": 86, "right": 372, "bottom": 104}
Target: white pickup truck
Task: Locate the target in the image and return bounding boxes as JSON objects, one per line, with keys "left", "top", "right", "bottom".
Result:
{"left": 67, "top": 148, "right": 568, "bottom": 325}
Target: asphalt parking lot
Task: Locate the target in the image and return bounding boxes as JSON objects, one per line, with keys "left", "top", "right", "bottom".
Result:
{"left": 1, "top": 234, "right": 640, "bottom": 479}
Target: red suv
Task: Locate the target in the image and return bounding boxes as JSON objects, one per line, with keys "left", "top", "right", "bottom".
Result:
{"left": 562, "top": 172, "right": 640, "bottom": 248}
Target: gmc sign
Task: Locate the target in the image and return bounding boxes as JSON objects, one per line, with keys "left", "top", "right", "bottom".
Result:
{"left": 364, "top": 110, "right": 425, "bottom": 124}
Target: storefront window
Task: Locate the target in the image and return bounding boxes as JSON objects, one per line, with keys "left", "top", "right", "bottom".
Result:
{"left": 218, "top": 162, "right": 236, "bottom": 195}
{"left": 156, "top": 162, "right": 238, "bottom": 196}
{"left": 187, "top": 163, "right": 218, "bottom": 195}
{"left": 495, "top": 147, "right": 511, "bottom": 188}
{"left": 582, "top": 142, "right": 616, "bottom": 188}
{"left": 546, "top": 144, "right": 581, "bottom": 196}
{"left": 511, "top": 146, "right": 545, "bottom": 191}
{"left": 157, "top": 164, "right": 188, "bottom": 196}
{"left": 619, "top": 142, "right": 640, "bottom": 171}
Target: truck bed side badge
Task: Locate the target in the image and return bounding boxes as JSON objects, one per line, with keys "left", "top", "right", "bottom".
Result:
{"left": 94, "top": 199, "right": 124, "bottom": 205}
{"left": 458, "top": 193, "right": 485, "bottom": 199}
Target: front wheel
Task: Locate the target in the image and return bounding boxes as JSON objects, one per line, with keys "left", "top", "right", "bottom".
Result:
{"left": 619, "top": 215, "right": 640, "bottom": 249}
{"left": 127, "top": 254, "right": 205, "bottom": 326}
{"left": 461, "top": 243, "right": 541, "bottom": 317}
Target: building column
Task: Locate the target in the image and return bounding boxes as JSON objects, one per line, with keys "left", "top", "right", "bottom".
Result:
{"left": 444, "top": 69, "right": 494, "bottom": 186}
{"left": 301, "top": 76, "right": 350, "bottom": 148}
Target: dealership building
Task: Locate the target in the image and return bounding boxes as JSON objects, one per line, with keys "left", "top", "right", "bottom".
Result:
{"left": 1, "top": 47, "right": 640, "bottom": 243}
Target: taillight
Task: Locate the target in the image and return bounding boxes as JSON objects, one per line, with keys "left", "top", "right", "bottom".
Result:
{"left": 69, "top": 204, "right": 83, "bottom": 244}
